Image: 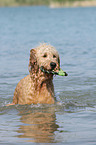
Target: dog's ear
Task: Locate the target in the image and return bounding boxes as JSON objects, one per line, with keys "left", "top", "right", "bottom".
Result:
{"left": 58, "top": 57, "right": 60, "bottom": 66}
{"left": 29, "top": 49, "right": 38, "bottom": 73}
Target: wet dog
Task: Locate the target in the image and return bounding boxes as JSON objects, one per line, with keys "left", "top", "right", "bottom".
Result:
{"left": 9, "top": 43, "right": 67, "bottom": 105}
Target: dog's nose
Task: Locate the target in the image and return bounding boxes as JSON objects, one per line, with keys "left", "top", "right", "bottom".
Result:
{"left": 50, "top": 62, "right": 56, "bottom": 70}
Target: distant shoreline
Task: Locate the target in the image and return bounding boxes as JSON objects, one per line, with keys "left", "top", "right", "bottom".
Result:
{"left": 50, "top": 1, "right": 96, "bottom": 8}
{"left": 0, "top": 0, "right": 96, "bottom": 8}
{"left": 50, "top": 0, "right": 96, "bottom": 8}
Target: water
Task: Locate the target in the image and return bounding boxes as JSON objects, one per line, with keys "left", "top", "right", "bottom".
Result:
{"left": 0, "top": 6, "right": 96, "bottom": 145}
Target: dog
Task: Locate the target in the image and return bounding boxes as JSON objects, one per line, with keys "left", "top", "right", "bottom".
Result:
{"left": 9, "top": 43, "right": 67, "bottom": 105}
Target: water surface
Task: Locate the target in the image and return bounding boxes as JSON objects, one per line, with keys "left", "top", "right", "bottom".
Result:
{"left": 0, "top": 6, "right": 96, "bottom": 145}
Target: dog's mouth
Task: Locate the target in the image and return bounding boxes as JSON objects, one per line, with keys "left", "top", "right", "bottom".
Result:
{"left": 40, "top": 66, "right": 68, "bottom": 76}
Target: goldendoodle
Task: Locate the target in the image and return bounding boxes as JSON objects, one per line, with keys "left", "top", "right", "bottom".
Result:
{"left": 9, "top": 43, "right": 67, "bottom": 105}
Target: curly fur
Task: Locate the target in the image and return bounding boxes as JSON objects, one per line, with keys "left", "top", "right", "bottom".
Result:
{"left": 10, "top": 43, "right": 60, "bottom": 105}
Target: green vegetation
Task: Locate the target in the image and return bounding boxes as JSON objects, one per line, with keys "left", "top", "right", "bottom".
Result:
{"left": 0, "top": 0, "right": 95, "bottom": 7}
{"left": 0, "top": 0, "right": 49, "bottom": 6}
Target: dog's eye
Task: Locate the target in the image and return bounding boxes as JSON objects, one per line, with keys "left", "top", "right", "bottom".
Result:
{"left": 43, "top": 54, "right": 47, "bottom": 58}
{"left": 53, "top": 55, "right": 56, "bottom": 58}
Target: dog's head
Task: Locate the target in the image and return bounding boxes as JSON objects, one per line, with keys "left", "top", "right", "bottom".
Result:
{"left": 29, "top": 43, "right": 64, "bottom": 79}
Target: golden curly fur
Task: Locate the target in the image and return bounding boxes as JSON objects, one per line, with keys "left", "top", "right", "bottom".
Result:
{"left": 10, "top": 43, "right": 61, "bottom": 105}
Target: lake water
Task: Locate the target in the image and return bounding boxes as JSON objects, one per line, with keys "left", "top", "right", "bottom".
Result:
{"left": 0, "top": 6, "right": 96, "bottom": 145}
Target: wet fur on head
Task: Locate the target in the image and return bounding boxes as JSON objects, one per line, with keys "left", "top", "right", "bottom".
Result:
{"left": 29, "top": 43, "right": 60, "bottom": 76}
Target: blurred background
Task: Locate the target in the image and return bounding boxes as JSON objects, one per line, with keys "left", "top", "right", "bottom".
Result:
{"left": 0, "top": 0, "right": 96, "bottom": 7}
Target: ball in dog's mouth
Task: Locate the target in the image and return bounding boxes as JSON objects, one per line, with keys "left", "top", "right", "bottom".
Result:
{"left": 40, "top": 66, "right": 68, "bottom": 76}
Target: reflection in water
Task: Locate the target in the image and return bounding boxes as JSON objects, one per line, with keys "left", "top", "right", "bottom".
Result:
{"left": 17, "top": 106, "right": 59, "bottom": 143}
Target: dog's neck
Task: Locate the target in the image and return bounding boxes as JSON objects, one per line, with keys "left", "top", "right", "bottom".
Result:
{"left": 30, "top": 72, "right": 55, "bottom": 104}
{"left": 30, "top": 71, "right": 54, "bottom": 91}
